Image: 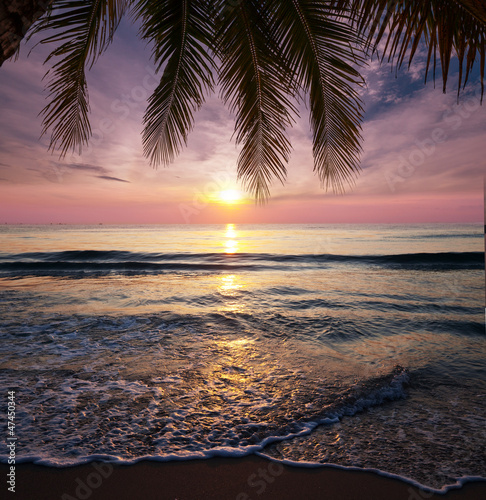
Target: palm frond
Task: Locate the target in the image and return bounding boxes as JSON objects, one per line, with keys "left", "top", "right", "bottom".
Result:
{"left": 25, "top": 0, "right": 486, "bottom": 198}
{"left": 272, "top": 0, "right": 365, "bottom": 191}
{"left": 136, "top": 0, "right": 215, "bottom": 166}
{"left": 215, "top": 0, "right": 297, "bottom": 202}
{"left": 335, "top": 0, "right": 486, "bottom": 99}
{"left": 457, "top": 0, "right": 486, "bottom": 25}
{"left": 34, "top": 0, "right": 128, "bottom": 155}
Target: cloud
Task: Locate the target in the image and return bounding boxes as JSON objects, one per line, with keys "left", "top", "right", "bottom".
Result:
{"left": 65, "top": 163, "right": 108, "bottom": 174}
{"left": 354, "top": 83, "right": 485, "bottom": 197}
{"left": 97, "top": 175, "right": 130, "bottom": 183}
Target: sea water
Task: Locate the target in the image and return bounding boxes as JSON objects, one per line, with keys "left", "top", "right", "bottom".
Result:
{"left": 0, "top": 223, "right": 484, "bottom": 490}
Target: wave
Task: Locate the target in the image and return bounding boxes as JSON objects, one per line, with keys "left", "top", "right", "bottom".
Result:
{"left": 0, "top": 251, "right": 483, "bottom": 276}
{"left": 396, "top": 233, "right": 483, "bottom": 239}
{"left": 0, "top": 366, "right": 409, "bottom": 468}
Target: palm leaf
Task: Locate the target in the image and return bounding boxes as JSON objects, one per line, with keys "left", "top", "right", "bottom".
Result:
{"left": 335, "top": 0, "right": 486, "bottom": 99}
{"left": 136, "top": 0, "right": 215, "bottom": 166}
{"left": 271, "top": 0, "right": 365, "bottom": 191}
{"left": 215, "top": 0, "right": 297, "bottom": 202}
{"left": 34, "top": 0, "right": 128, "bottom": 155}
{"left": 457, "top": 0, "right": 486, "bottom": 25}
{"left": 24, "top": 0, "right": 486, "bottom": 198}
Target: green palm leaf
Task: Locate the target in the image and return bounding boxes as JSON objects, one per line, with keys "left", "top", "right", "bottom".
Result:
{"left": 136, "top": 0, "right": 215, "bottom": 166}
{"left": 215, "top": 0, "right": 297, "bottom": 202}
{"left": 35, "top": 0, "right": 128, "bottom": 155}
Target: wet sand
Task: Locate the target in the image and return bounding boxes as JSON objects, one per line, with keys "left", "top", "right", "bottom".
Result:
{"left": 3, "top": 455, "right": 486, "bottom": 500}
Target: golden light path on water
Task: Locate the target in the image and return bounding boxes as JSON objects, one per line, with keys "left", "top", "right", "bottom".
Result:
{"left": 223, "top": 223, "right": 239, "bottom": 254}
{"left": 224, "top": 240, "right": 238, "bottom": 253}
{"left": 218, "top": 224, "right": 246, "bottom": 313}
{"left": 225, "top": 223, "right": 237, "bottom": 239}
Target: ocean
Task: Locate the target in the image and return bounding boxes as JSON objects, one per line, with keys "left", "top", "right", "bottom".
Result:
{"left": 0, "top": 223, "right": 484, "bottom": 491}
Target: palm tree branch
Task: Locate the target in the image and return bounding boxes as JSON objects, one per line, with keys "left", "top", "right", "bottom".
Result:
{"left": 216, "top": 0, "right": 296, "bottom": 202}
{"left": 274, "top": 0, "right": 365, "bottom": 191}
{"left": 335, "top": 0, "right": 486, "bottom": 98}
{"left": 137, "top": 0, "right": 215, "bottom": 166}
{"left": 34, "top": 0, "right": 128, "bottom": 155}
{"left": 452, "top": 0, "right": 486, "bottom": 25}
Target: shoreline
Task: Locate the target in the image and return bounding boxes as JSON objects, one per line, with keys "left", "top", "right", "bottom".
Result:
{"left": 2, "top": 455, "right": 486, "bottom": 500}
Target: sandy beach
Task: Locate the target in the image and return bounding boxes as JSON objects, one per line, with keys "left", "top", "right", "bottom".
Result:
{"left": 3, "top": 455, "right": 486, "bottom": 500}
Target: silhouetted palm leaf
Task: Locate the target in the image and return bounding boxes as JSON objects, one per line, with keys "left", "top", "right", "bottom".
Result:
{"left": 336, "top": 0, "right": 486, "bottom": 98}
{"left": 26, "top": 0, "right": 486, "bottom": 198}
{"left": 272, "top": 0, "right": 365, "bottom": 191}
{"left": 136, "top": 0, "right": 215, "bottom": 166}
{"left": 216, "top": 0, "right": 297, "bottom": 201}
{"left": 33, "top": 0, "right": 128, "bottom": 155}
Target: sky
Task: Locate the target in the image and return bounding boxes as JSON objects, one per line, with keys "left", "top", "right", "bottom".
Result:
{"left": 0, "top": 17, "right": 485, "bottom": 225}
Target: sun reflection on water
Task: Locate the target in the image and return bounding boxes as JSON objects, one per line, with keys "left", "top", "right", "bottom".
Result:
{"left": 218, "top": 224, "right": 246, "bottom": 311}
{"left": 225, "top": 224, "right": 237, "bottom": 239}
{"left": 224, "top": 240, "right": 238, "bottom": 253}
{"left": 218, "top": 274, "right": 242, "bottom": 295}
{"left": 223, "top": 223, "right": 239, "bottom": 254}
{"left": 217, "top": 274, "right": 246, "bottom": 314}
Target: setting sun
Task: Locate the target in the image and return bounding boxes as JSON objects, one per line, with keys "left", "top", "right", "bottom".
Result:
{"left": 218, "top": 189, "right": 243, "bottom": 204}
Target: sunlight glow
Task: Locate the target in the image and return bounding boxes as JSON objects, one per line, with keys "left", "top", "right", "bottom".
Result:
{"left": 219, "top": 189, "right": 243, "bottom": 204}
{"left": 218, "top": 274, "right": 243, "bottom": 295}
{"left": 225, "top": 239, "right": 238, "bottom": 253}
{"left": 225, "top": 223, "right": 237, "bottom": 238}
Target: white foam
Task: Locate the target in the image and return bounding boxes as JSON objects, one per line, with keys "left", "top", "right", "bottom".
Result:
{"left": 256, "top": 454, "right": 486, "bottom": 494}
{"left": 2, "top": 449, "right": 485, "bottom": 494}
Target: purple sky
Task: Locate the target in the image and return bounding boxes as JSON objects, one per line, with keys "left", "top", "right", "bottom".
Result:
{"left": 0, "top": 19, "right": 484, "bottom": 224}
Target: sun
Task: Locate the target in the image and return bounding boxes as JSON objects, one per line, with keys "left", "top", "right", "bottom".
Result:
{"left": 218, "top": 189, "right": 243, "bottom": 204}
